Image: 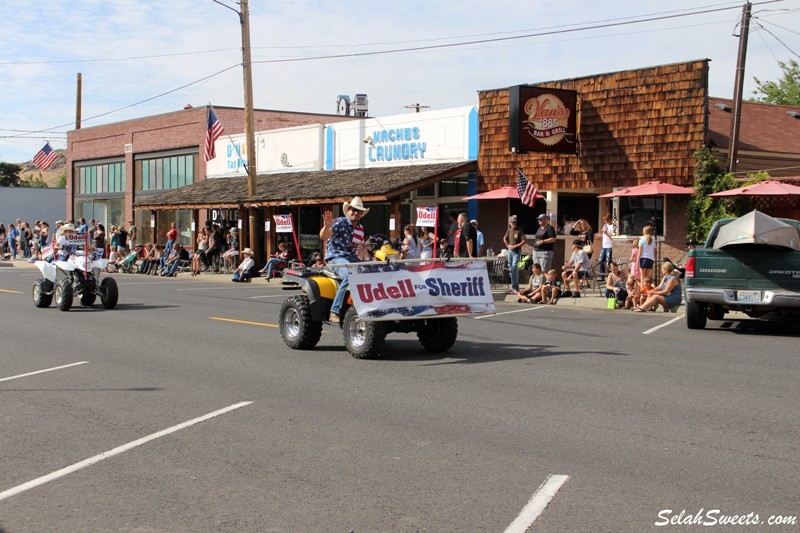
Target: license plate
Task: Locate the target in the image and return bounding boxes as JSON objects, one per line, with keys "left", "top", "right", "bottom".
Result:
{"left": 736, "top": 290, "right": 762, "bottom": 303}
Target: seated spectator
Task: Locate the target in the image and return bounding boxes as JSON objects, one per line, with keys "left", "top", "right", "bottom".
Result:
{"left": 259, "top": 242, "right": 294, "bottom": 281}
{"left": 203, "top": 225, "right": 224, "bottom": 271}
{"left": 148, "top": 245, "right": 164, "bottom": 275}
{"left": 518, "top": 263, "right": 546, "bottom": 303}
{"left": 541, "top": 269, "right": 562, "bottom": 305}
{"left": 663, "top": 238, "right": 697, "bottom": 279}
{"left": 161, "top": 243, "right": 190, "bottom": 277}
{"left": 603, "top": 261, "right": 629, "bottom": 309}
{"left": 191, "top": 227, "right": 209, "bottom": 276}
{"left": 624, "top": 277, "right": 640, "bottom": 310}
{"left": 437, "top": 238, "right": 452, "bottom": 260}
{"left": 137, "top": 243, "right": 155, "bottom": 273}
{"left": 222, "top": 227, "right": 240, "bottom": 271}
{"left": 634, "top": 262, "right": 683, "bottom": 312}
{"left": 561, "top": 240, "right": 591, "bottom": 298}
{"left": 635, "top": 276, "right": 655, "bottom": 307}
{"left": 232, "top": 248, "right": 255, "bottom": 282}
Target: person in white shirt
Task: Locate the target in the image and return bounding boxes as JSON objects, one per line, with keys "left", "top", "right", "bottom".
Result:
{"left": 232, "top": 248, "right": 255, "bottom": 282}
{"left": 599, "top": 213, "right": 615, "bottom": 275}
{"left": 561, "top": 240, "right": 591, "bottom": 298}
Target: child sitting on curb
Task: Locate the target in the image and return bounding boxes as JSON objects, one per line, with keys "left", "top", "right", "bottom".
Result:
{"left": 624, "top": 277, "right": 640, "bottom": 310}
{"left": 518, "top": 263, "right": 546, "bottom": 303}
{"left": 541, "top": 269, "right": 562, "bottom": 305}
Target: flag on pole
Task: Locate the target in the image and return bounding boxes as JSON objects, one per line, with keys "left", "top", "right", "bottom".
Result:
{"left": 204, "top": 108, "right": 224, "bottom": 161}
{"left": 516, "top": 168, "right": 538, "bottom": 207}
{"left": 33, "top": 142, "right": 58, "bottom": 170}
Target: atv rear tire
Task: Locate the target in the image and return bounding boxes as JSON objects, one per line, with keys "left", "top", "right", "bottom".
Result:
{"left": 54, "top": 278, "right": 73, "bottom": 312}
{"left": 33, "top": 279, "right": 53, "bottom": 308}
{"left": 343, "top": 307, "right": 386, "bottom": 359}
{"left": 417, "top": 317, "right": 458, "bottom": 353}
{"left": 80, "top": 292, "right": 97, "bottom": 307}
{"left": 279, "top": 295, "right": 323, "bottom": 350}
{"left": 100, "top": 277, "right": 119, "bottom": 309}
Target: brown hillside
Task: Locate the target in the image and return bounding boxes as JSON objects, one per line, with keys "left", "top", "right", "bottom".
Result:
{"left": 19, "top": 149, "right": 67, "bottom": 187}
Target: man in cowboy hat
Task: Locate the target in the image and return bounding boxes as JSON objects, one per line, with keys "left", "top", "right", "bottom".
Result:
{"left": 319, "top": 196, "right": 370, "bottom": 323}
{"left": 55, "top": 223, "right": 78, "bottom": 261}
{"left": 232, "top": 248, "right": 255, "bottom": 282}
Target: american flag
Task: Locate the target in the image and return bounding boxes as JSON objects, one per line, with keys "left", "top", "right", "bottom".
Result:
{"left": 352, "top": 224, "right": 365, "bottom": 246}
{"left": 204, "top": 108, "right": 224, "bottom": 161}
{"left": 33, "top": 142, "right": 58, "bottom": 170}
{"left": 517, "top": 168, "right": 538, "bottom": 207}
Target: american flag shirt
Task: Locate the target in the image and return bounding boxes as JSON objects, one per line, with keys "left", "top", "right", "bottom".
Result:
{"left": 325, "top": 216, "right": 365, "bottom": 261}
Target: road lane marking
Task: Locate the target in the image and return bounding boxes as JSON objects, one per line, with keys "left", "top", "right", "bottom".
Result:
{"left": 504, "top": 474, "right": 570, "bottom": 533}
{"left": 209, "top": 316, "right": 279, "bottom": 328}
{"left": 0, "top": 362, "right": 89, "bottom": 383}
{"left": 249, "top": 294, "right": 287, "bottom": 299}
{"left": 474, "top": 305, "right": 546, "bottom": 319}
{"left": 643, "top": 314, "right": 685, "bottom": 335}
{"left": 0, "top": 401, "right": 253, "bottom": 502}
{"left": 0, "top": 288, "right": 22, "bottom": 293}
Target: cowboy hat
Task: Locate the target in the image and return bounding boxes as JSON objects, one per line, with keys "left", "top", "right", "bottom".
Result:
{"left": 61, "top": 224, "right": 76, "bottom": 231}
{"left": 343, "top": 196, "right": 369, "bottom": 215}
{"left": 242, "top": 248, "right": 253, "bottom": 255}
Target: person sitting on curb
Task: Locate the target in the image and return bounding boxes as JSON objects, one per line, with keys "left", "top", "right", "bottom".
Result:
{"left": 624, "top": 277, "right": 640, "bottom": 310}
{"left": 636, "top": 276, "right": 655, "bottom": 307}
{"left": 561, "top": 239, "right": 591, "bottom": 298}
{"left": 633, "top": 262, "right": 682, "bottom": 312}
{"left": 603, "top": 261, "right": 629, "bottom": 309}
{"left": 259, "top": 242, "right": 294, "bottom": 281}
{"left": 541, "top": 269, "right": 562, "bottom": 305}
{"left": 518, "top": 263, "right": 546, "bottom": 303}
{"left": 232, "top": 248, "right": 255, "bottom": 282}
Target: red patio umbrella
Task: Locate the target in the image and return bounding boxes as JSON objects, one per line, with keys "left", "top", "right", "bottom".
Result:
{"left": 463, "top": 186, "right": 544, "bottom": 200}
{"left": 708, "top": 179, "right": 800, "bottom": 197}
{"left": 597, "top": 180, "right": 695, "bottom": 197}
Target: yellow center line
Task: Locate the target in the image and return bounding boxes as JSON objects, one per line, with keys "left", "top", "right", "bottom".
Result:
{"left": 0, "top": 289, "right": 22, "bottom": 294}
{"left": 209, "top": 316, "right": 279, "bottom": 328}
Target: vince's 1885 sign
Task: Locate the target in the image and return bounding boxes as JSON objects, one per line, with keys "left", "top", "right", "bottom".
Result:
{"left": 509, "top": 85, "right": 578, "bottom": 154}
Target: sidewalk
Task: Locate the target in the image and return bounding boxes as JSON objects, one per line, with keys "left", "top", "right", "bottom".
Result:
{"left": 492, "top": 284, "right": 684, "bottom": 312}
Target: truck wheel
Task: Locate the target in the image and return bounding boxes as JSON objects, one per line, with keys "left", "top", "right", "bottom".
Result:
{"left": 54, "top": 279, "right": 73, "bottom": 312}
{"left": 686, "top": 300, "right": 707, "bottom": 329}
{"left": 100, "top": 277, "right": 119, "bottom": 309}
{"left": 279, "top": 295, "right": 323, "bottom": 350}
{"left": 707, "top": 306, "right": 725, "bottom": 321}
{"left": 343, "top": 307, "right": 386, "bottom": 359}
{"left": 33, "top": 279, "right": 53, "bottom": 308}
{"left": 80, "top": 292, "right": 97, "bottom": 307}
{"left": 417, "top": 317, "right": 458, "bottom": 353}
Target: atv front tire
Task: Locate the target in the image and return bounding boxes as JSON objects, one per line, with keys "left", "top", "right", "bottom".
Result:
{"left": 33, "top": 279, "right": 53, "bottom": 308}
{"left": 279, "top": 295, "right": 323, "bottom": 350}
{"left": 80, "top": 292, "right": 97, "bottom": 307}
{"left": 100, "top": 277, "right": 119, "bottom": 309}
{"left": 54, "top": 278, "right": 73, "bottom": 312}
{"left": 343, "top": 307, "right": 386, "bottom": 359}
{"left": 417, "top": 317, "right": 458, "bottom": 353}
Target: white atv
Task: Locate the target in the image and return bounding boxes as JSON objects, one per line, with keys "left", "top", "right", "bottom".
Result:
{"left": 33, "top": 249, "right": 118, "bottom": 311}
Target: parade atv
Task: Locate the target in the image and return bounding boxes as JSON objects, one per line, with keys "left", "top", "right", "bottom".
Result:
{"left": 33, "top": 249, "right": 119, "bottom": 312}
{"left": 278, "top": 263, "right": 459, "bottom": 359}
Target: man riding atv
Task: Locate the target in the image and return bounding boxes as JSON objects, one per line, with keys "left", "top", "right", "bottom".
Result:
{"left": 319, "top": 196, "right": 370, "bottom": 324}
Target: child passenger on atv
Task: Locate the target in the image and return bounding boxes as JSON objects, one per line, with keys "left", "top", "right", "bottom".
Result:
{"left": 319, "top": 196, "right": 370, "bottom": 324}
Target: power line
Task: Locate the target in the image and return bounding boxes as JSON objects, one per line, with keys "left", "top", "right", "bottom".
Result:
{"left": 252, "top": 1, "right": 784, "bottom": 65}
{"left": 754, "top": 22, "right": 800, "bottom": 59}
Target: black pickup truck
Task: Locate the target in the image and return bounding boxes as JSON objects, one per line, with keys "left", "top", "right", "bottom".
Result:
{"left": 683, "top": 211, "right": 800, "bottom": 329}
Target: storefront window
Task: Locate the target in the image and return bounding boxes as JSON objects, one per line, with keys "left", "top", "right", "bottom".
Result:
{"left": 76, "top": 162, "right": 125, "bottom": 194}
{"left": 136, "top": 154, "right": 196, "bottom": 191}
{"left": 438, "top": 177, "right": 469, "bottom": 197}
{"left": 618, "top": 197, "right": 664, "bottom": 236}
{"left": 154, "top": 210, "right": 193, "bottom": 247}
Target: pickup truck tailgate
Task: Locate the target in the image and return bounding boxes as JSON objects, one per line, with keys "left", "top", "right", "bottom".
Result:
{"left": 689, "top": 247, "right": 800, "bottom": 291}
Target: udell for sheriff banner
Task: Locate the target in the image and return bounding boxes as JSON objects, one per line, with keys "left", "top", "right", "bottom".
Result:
{"left": 347, "top": 261, "right": 495, "bottom": 321}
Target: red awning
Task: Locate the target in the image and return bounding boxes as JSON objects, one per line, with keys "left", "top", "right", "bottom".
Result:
{"left": 709, "top": 179, "right": 800, "bottom": 197}
{"left": 598, "top": 180, "right": 695, "bottom": 198}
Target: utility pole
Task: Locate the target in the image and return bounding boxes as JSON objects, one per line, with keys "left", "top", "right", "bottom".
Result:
{"left": 239, "top": 0, "right": 260, "bottom": 256}
{"left": 75, "top": 73, "right": 82, "bottom": 129}
{"left": 404, "top": 103, "right": 430, "bottom": 113}
{"left": 728, "top": 1, "right": 751, "bottom": 175}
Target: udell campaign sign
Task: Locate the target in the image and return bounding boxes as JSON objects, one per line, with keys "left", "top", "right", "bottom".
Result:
{"left": 347, "top": 260, "right": 495, "bottom": 321}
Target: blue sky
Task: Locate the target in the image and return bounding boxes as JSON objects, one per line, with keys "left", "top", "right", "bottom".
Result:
{"left": 1, "top": 0, "right": 799, "bottom": 164}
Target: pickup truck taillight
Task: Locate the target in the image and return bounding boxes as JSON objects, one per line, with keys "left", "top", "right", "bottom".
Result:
{"left": 685, "top": 256, "right": 695, "bottom": 278}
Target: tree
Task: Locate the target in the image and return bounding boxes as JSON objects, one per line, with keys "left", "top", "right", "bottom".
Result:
{"left": 687, "top": 147, "right": 737, "bottom": 242}
{"left": 55, "top": 174, "right": 67, "bottom": 188}
{"left": 19, "top": 173, "right": 48, "bottom": 188}
{"left": 751, "top": 60, "right": 800, "bottom": 105}
{"left": 0, "top": 162, "right": 23, "bottom": 186}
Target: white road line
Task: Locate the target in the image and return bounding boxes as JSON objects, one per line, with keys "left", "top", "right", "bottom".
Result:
{"left": 249, "top": 294, "right": 287, "bottom": 299}
{"left": 643, "top": 314, "right": 685, "bottom": 335}
{"left": 0, "top": 362, "right": 89, "bottom": 383}
{"left": 504, "top": 474, "right": 570, "bottom": 533}
{"left": 475, "top": 305, "right": 546, "bottom": 319}
{"left": 0, "top": 401, "right": 253, "bottom": 502}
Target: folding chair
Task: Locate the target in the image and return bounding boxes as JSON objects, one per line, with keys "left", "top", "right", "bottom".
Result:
{"left": 587, "top": 258, "right": 606, "bottom": 293}
{"left": 489, "top": 255, "right": 510, "bottom": 290}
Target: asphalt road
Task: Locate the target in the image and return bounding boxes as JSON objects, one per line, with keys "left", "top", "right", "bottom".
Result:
{"left": 0, "top": 266, "right": 798, "bottom": 532}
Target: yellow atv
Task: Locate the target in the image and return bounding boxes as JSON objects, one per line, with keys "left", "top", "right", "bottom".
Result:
{"left": 278, "top": 262, "right": 458, "bottom": 359}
